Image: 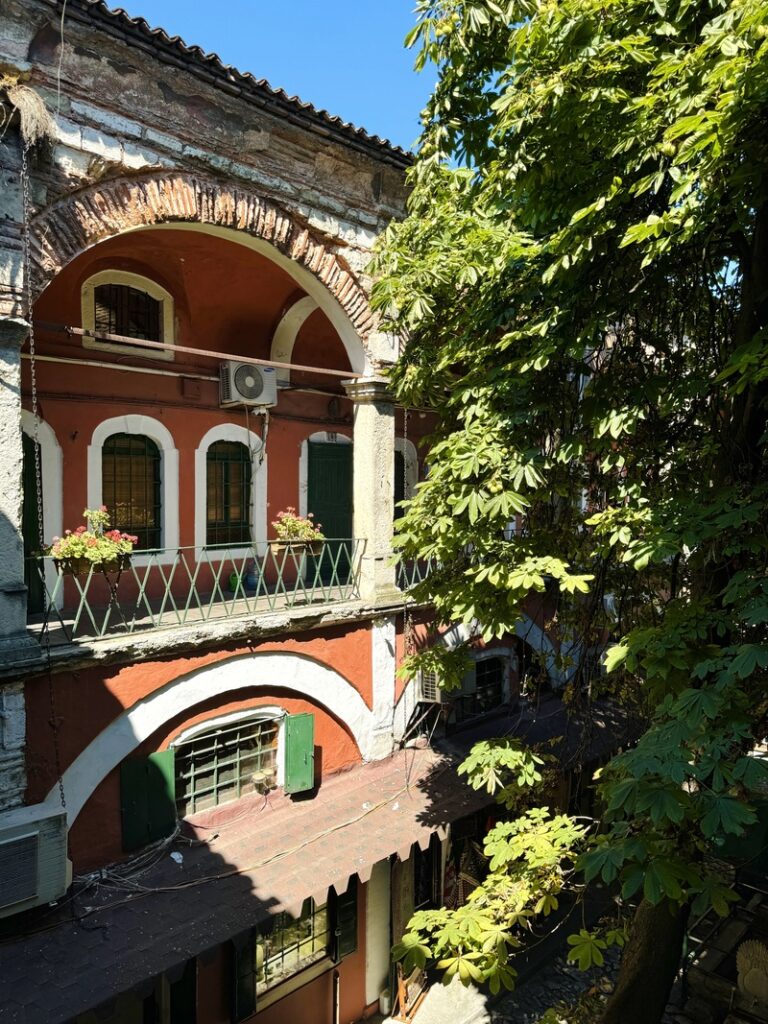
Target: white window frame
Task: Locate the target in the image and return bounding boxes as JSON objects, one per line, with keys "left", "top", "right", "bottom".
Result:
{"left": 21, "top": 411, "right": 63, "bottom": 607}
{"left": 194, "top": 423, "right": 267, "bottom": 554}
{"left": 81, "top": 269, "right": 175, "bottom": 361}
{"left": 87, "top": 415, "right": 179, "bottom": 565}
{"left": 170, "top": 706, "right": 287, "bottom": 797}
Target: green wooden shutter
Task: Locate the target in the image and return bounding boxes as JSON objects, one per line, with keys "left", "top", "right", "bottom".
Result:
{"left": 307, "top": 441, "right": 353, "bottom": 584}
{"left": 284, "top": 713, "right": 314, "bottom": 794}
{"left": 334, "top": 881, "right": 358, "bottom": 961}
{"left": 120, "top": 750, "right": 176, "bottom": 852}
{"left": 230, "top": 932, "right": 257, "bottom": 1023}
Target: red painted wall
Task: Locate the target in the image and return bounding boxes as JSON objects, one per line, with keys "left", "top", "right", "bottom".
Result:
{"left": 25, "top": 623, "right": 378, "bottom": 870}
{"left": 27, "top": 228, "right": 356, "bottom": 555}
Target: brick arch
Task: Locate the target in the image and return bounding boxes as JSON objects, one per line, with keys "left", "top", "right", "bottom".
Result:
{"left": 31, "top": 171, "right": 375, "bottom": 341}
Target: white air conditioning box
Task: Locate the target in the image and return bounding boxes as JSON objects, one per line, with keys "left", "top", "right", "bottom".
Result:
{"left": 0, "top": 804, "right": 69, "bottom": 919}
{"left": 417, "top": 669, "right": 443, "bottom": 704}
{"left": 220, "top": 361, "right": 278, "bottom": 409}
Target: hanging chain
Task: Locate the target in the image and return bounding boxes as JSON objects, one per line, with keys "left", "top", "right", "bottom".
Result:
{"left": 401, "top": 405, "right": 417, "bottom": 656}
{"left": 21, "top": 140, "right": 67, "bottom": 812}
{"left": 21, "top": 142, "right": 44, "bottom": 548}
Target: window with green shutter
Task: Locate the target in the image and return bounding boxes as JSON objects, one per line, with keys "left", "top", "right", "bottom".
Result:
{"left": 120, "top": 750, "right": 176, "bottom": 852}
{"left": 334, "top": 880, "right": 358, "bottom": 961}
{"left": 231, "top": 881, "right": 357, "bottom": 1018}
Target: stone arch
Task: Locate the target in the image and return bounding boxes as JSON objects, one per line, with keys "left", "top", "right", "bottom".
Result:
{"left": 31, "top": 171, "right": 375, "bottom": 364}
{"left": 44, "top": 651, "right": 376, "bottom": 826}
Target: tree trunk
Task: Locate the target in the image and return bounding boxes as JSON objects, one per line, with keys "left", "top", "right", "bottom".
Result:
{"left": 599, "top": 899, "right": 688, "bottom": 1024}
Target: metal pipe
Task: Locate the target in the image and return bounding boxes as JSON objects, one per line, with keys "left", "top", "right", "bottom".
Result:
{"left": 333, "top": 970, "right": 340, "bottom": 1024}
{"left": 20, "top": 352, "right": 346, "bottom": 398}
{"left": 32, "top": 320, "right": 363, "bottom": 379}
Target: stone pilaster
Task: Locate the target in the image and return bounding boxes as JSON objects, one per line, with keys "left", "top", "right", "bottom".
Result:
{"left": 343, "top": 377, "right": 398, "bottom": 603}
{"left": 0, "top": 317, "right": 42, "bottom": 670}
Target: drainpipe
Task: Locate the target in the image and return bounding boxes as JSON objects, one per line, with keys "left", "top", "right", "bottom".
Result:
{"left": 333, "top": 969, "right": 341, "bottom": 1024}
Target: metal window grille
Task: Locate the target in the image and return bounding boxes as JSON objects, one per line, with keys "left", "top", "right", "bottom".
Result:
{"left": 102, "top": 433, "right": 162, "bottom": 550}
{"left": 473, "top": 657, "right": 504, "bottom": 712}
{"left": 450, "top": 657, "right": 505, "bottom": 728}
{"left": 206, "top": 441, "right": 252, "bottom": 546}
{"left": 175, "top": 717, "right": 278, "bottom": 817}
{"left": 94, "top": 283, "right": 162, "bottom": 341}
{"left": 254, "top": 898, "right": 330, "bottom": 992}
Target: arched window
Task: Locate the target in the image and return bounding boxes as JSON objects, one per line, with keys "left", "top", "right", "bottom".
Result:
{"left": 102, "top": 433, "right": 162, "bottom": 550}
{"left": 81, "top": 270, "right": 174, "bottom": 360}
{"left": 206, "top": 440, "right": 252, "bottom": 546}
{"left": 174, "top": 713, "right": 281, "bottom": 816}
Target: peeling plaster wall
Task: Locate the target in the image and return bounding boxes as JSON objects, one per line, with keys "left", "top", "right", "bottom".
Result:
{"left": 0, "top": 0, "right": 408, "bottom": 332}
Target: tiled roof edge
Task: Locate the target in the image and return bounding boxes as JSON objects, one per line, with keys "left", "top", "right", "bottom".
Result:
{"left": 41, "top": 0, "right": 414, "bottom": 169}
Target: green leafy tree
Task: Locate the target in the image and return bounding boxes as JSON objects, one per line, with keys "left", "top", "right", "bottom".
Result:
{"left": 374, "top": 2, "right": 768, "bottom": 1022}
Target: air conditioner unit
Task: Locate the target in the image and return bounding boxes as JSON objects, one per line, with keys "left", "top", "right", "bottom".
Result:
{"left": 220, "top": 361, "right": 278, "bottom": 409}
{"left": 0, "top": 804, "right": 69, "bottom": 919}
{"left": 417, "top": 669, "right": 443, "bottom": 704}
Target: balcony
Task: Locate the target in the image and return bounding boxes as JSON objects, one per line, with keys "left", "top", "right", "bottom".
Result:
{"left": 26, "top": 540, "right": 367, "bottom": 646}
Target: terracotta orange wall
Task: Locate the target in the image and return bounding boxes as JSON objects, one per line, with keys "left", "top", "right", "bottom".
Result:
{"left": 28, "top": 227, "right": 356, "bottom": 548}
{"left": 68, "top": 685, "right": 361, "bottom": 871}
{"left": 25, "top": 624, "right": 373, "bottom": 801}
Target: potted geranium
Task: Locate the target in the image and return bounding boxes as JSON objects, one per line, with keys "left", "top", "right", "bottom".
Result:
{"left": 48, "top": 507, "right": 137, "bottom": 576}
{"left": 269, "top": 507, "right": 324, "bottom": 558}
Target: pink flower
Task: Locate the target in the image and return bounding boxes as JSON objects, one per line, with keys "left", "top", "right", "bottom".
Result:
{"left": 65, "top": 530, "right": 71, "bottom": 536}
{"left": 100, "top": 505, "right": 108, "bottom": 512}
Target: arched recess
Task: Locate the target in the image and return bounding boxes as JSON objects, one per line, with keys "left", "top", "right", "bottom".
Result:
{"left": 270, "top": 295, "right": 319, "bottom": 385}
{"left": 194, "top": 422, "right": 267, "bottom": 550}
{"left": 44, "top": 651, "right": 376, "bottom": 826}
{"left": 88, "top": 414, "right": 179, "bottom": 559}
{"left": 441, "top": 615, "right": 561, "bottom": 685}
{"left": 30, "top": 172, "right": 372, "bottom": 373}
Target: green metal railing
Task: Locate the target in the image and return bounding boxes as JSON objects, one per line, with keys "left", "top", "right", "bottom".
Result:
{"left": 28, "top": 540, "right": 364, "bottom": 645}
{"left": 396, "top": 556, "right": 435, "bottom": 590}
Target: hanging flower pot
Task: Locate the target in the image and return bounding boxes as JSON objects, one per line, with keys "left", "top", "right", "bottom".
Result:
{"left": 48, "top": 509, "right": 137, "bottom": 576}
{"left": 269, "top": 508, "right": 325, "bottom": 558}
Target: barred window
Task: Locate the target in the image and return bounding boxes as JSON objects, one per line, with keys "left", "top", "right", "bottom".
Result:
{"left": 206, "top": 441, "right": 252, "bottom": 546}
{"left": 256, "top": 899, "right": 331, "bottom": 992}
{"left": 94, "top": 283, "right": 162, "bottom": 342}
{"left": 473, "top": 657, "right": 504, "bottom": 712}
{"left": 449, "top": 656, "right": 506, "bottom": 729}
{"left": 174, "top": 717, "right": 278, "bottom": 817}
{"left": 232, "top": 883, "right": 357, "bottom": 1019}
{"left": 102, "top": 433, "right": 161, "bottom": 550}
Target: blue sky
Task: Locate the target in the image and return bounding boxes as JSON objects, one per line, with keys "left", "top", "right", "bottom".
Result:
{"left": 111, "top": 1, "right": 432, "bottom": 151}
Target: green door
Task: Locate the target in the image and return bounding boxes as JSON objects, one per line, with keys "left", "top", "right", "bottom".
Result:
{"left": 307, "top": 441, "right": 353, "bottom": 584}
{"left": 22, "top": 433, "right": 45, "bottom": 616}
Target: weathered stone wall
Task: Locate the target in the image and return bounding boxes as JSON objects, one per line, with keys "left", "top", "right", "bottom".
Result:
{"left": 0, "top": 682, "right": 26, "bottom": 810}
{"left": 0, "top": 0, "right": 408, "bottom": 322}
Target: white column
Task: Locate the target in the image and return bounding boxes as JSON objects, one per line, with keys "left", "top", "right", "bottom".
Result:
{"left": 0, "top": 317, "right": 42, "bottom": 670}
{"left": 370, "top": 614, "right": 396, "bottom": 759}
{"left": 365, "top": 859, "right": 392, "bottom": 1008}
{"left": 343, "top": 377, "right": 397, "bottom": 602}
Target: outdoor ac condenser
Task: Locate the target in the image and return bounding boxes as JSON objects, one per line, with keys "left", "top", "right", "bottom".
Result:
{"left": 0, "top": 804, "right": 69, "bottom": 919}
{"left": 417, "top": 669, "right": 442, "bottom": 704}
{"left": 220, "top": 361, "right": 278, "bottom": 409}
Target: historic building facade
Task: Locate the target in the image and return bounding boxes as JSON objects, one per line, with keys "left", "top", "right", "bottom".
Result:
{"left": 0, "top": 4, "right": 569, "bottom": 1023}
